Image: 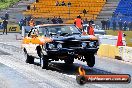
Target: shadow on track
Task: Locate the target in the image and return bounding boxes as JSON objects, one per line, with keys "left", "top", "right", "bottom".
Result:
{"left": 44, "top": 62, "right": 115, "bottom": 75}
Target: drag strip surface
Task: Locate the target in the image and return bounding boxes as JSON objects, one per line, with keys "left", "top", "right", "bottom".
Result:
{"left": 0, "top": 49, "right": 11, "bottom": 55}
{"left": 0, "top": 43, "right": 131, "bottom": 88}
{"left": 0, "top": 63, "right": 40, "bottom": 88}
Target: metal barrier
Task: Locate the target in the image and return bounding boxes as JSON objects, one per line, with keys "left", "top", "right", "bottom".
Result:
{"left": 97, "top": 44, "right": 122, "bottom": 59}
{"left": 97, "top": 44, "right": 132, "bottom": 63}
{"left": 122, "top": 46, "right": 132, "bottom": 62}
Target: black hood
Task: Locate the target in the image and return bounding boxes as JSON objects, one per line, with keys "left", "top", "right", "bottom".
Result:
{"left": 51, "top": 34, "right": 92, "bottom": 42}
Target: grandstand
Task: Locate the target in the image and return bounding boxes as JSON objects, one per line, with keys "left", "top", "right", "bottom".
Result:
{"left": 23, "top": 0, "right": 106, "bottom": 23}
{"left": 0, "top": 0, "right": 126, "bottom": 26}
{"left": 111, "top": 0, "right": 132, "bottom": 22}
{"left": 95, "top": 0, "right": 119, "bottom": 26}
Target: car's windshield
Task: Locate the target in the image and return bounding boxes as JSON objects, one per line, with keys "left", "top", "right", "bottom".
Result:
{"left": 39, "top": 25, "right": 81, "bottom": 36}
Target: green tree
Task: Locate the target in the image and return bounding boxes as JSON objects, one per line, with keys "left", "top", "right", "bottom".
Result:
{"left": 0, "top": 0, "right": 5, "bottom": 2}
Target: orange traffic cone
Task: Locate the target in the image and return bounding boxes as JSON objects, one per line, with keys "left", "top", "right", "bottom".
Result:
{"left": 116, "top": 30, "right": 123, "bottom": 46}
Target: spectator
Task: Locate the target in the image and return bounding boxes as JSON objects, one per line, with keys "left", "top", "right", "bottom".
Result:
{"left": 36, "top": 0, "right": 39, "bottom": 3}
{"left": 1, "top": 16, "right": 5, "bottom": 20}
{"left": 87, "top": 23, "right": 94, "bottom": 35}
{"left": 27, "top": 5, "right": 30, "bottom": 10}
{"left": 23, "top": 17, "right": 27, "bottom": 26}
{"left": 55, "top": 0, "right": 59, "bottom": 6}
{"left": 27, "top": 16, "right": 31, "bottom": 25}
{"left": 104, "top": 20, "right": 107, "bottom": 30}
{"left": 123, "top": 21, "right": 127, "bottom": 31}
{"left": 2, "top": 19, "right": 8, "bottom": 35}
{"left": 51, "top": 16, "right": 57, "bottom": 24}
{"left": 89, "top": 19, "right": 94, "bottom": 24}
{"left": 112, "top": 20, "right": 116, "bottom": 31}
{"left": 0, "top": 21, "right": 3, "bottom": 29}
{"left": 128, "top": 22, "right": 131, "bottom": 31}
{"left": 83, "top": 18, "right": 88, "bottom": 24}
{"left": 118, "top": 19, "right": 123, "bottom": 30}
{"left": 33, "top": 5, "right": 36, "bottom": 11}
{"left": 112, "top": 12, "right": 117, "bottom": 18}
{"left": 83, "top": 18, "right": 88, "bottom": 31}
{"left": 101, "top": 19, "right": 105, "bottom": 30}
{"left": 55, "top": 17, "right": 60, "bottom": 24}
{"left": 106, "top": 18, "right": 110, "bottom": 30}
{"left": 19, "top": 19, "right": 24, "bottom": 31}
{"left": 58, "top": 16, "right": 63, "bottom": 24}
{"left": 29, "top": 19, "right": 35, "bottom": 27}
{"left": 5, "top": 12, "right": 9, "bottom": 20}
{"left": 83, "top": 9, "right": 87, "bottom": 17}
{"left": 27, "top": 16, "right": 31, "bottom": 21}
{"left": 61, "top": 1, "right": 66, "bottom": 6}
{"left": 129, "top": 22, "right": 132, "bottom": 31}
{"left": 67, "top": 2, "right": 71, "bottom": 6}
{"left": 47, "top": 18, "right": 50, "bottom": 23}
{"left": 74, "top": 15, "right": 83, "bottom": 31}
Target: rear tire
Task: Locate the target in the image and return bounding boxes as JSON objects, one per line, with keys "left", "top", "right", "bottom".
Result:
{"left": 42, "top": 55, "right": 49, "bottom": 69}
{"left": 84, "top": 54, "right": 95, "bottom": 67}
{"left": 24, "top": 50, "right": 34, "bottom": 64}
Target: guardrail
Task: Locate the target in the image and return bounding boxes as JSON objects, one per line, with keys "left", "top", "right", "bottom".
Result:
{"left": 97, "top": 35, "right": 132, "bottom": 63}
{"left": 97, "top": 44, "right": 132, "bottom": 63}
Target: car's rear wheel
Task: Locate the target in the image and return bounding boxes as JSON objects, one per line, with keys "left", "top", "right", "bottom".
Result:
{"left": 42, "top": 55, "right": 49, "bottom": 69}
{"left": 24, "top": 50, "right": 34, "bottom": 64}
{"left": 84, "top": 54, "right": 95, "bottom": 67}
{"left": 64, "top": 56, "right": 74, "bottom": 64}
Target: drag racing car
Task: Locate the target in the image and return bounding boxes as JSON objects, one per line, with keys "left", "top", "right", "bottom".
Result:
{"left": 22, "top": 24, "right": 99, "bottom": 69}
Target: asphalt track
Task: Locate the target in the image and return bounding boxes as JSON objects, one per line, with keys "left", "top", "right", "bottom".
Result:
{"left": 0, "top": 47, "right": 131, "bottom": 88}
{"left": 0, "top": 34, "right": 131, "bottom": 88}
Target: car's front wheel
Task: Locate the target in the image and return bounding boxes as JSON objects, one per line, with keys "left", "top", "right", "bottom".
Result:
{"left": 84, "top": 54, "right": 95, "bottom": 67}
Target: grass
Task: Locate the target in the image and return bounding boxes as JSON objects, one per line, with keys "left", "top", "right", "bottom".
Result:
{"left": 0, "top": 0, "right": 19, "bottom": 9}
{"left": 106, "top": 30, "right": 132, "bottom": 47}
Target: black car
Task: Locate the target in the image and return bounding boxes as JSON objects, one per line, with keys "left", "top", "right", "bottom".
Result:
{"left": 22, "top": 24, "right": 99, "bottom": 69}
